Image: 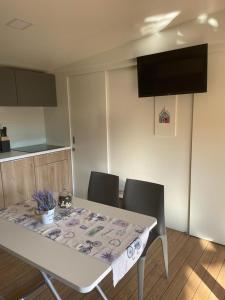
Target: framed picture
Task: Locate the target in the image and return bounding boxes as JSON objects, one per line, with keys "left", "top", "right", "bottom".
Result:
{"left": 154, "top": 95, "right": 177, "bottom": 136}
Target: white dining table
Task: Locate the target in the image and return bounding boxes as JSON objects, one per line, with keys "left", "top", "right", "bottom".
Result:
{"left": 0, "top": 197, "right": 157, "bottom": 300}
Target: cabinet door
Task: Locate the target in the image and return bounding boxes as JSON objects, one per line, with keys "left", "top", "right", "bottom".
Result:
{"left": 0, "top": 169, "right": 4, "bottom": 208}
{"left": 15, "top": 69, "right": 57, "bottom": 106}
{"left": 34, "top": 150, "right": 67, "bottom": 167}
{"left": 1, "top": 158, "right": 36, "bottom": 207}
{"left": 35, "top": 159, "right": 72, "bottom": 196}
{"left": 0, "top": 67, "right": 17, "bottom": 106}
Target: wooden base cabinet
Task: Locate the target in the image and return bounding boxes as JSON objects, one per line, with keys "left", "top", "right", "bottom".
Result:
{"left": 35, "top": 159, "right": 72, "bottom": 196}
{"left": 0, "top": 149, "right": 72, "bottom": 208}
{"left": 0, "top": 171, "right": 4, "bottom": 208}
{"left": 34, "top": 150, "right": 72, "bottom": 196}
{"left": 1, "top": 157, "right": 36, "bottom": 207}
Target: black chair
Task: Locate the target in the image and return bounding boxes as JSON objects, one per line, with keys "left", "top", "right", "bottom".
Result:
{"left": 123, "top": 179, "right": 168, "bottom": 299}
{"left": 87, "top": 171, "right": 119, "bottom": 207}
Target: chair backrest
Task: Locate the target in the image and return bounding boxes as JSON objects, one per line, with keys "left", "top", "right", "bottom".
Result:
{"left": 88, "top": 171, "right": 119, "bottom": 207}
{"left": 123, "top": 179, "right": 165, "bottom": 236}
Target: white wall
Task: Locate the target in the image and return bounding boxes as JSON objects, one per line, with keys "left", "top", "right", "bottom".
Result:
{"left": 190, "top": 49, "right": 225, "bottom": 245}
{"left": 0, "top": 107, "right": 46, "bottom": 148}
{"left": 107, "top": 67, "right": 192, "bottom": 231}
{"left": 44, "top": 73, "right": 70, "bottom": 146}
{"left": 54, "top": 9, "right": 225, "bottom": 238}
{"left": 64, "top": 65, "right": 192, "bottom": 231}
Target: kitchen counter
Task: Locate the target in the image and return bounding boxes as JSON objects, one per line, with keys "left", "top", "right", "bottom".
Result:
{"left": 0, "top": 146, "right": 71, "bottom": 163}
{"left": 0, "top": 146, "right": 72, "bottom": 208}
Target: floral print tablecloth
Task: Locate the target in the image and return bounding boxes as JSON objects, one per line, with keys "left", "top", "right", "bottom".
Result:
{"left": 0, "top": 201, "right": 151, "bottom": 286}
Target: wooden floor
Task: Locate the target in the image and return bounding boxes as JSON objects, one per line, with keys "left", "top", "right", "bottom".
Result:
{"left": 0, "top": 229, "right": 225, "bottom": 300}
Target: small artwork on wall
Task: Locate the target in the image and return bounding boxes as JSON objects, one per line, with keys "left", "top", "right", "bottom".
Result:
{"left": 155, "top": 95, "right": 177, "bottom": 136}
{"left": 159, "top": 107, "right": 170, "bottom": 124}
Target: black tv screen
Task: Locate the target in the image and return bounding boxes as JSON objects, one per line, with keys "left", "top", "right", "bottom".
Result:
{"left": 137, "top": 44, "right": 208, "bottom": 97}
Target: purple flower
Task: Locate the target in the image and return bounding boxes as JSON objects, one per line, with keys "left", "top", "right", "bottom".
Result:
{"left": 65, "top": 218, "right": 80, "bottom": 227}
{"left": 101, "top": 251, "right": 116, "bottom": 263}
{"left": 32, "top": 190, "right": 56, "bottom": 212}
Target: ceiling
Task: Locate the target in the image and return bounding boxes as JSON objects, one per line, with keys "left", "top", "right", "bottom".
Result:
{"left": 0, "top": 0, "right": 225, "bottom": 71}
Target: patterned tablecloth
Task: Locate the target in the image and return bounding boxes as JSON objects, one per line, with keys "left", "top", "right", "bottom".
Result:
{"left": 0, "top": 201, "right": 151, "bottom": 286}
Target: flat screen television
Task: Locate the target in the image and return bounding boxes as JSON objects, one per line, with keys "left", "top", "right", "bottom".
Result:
{"left": 137, "top": 44, "right": 208, "bottom": 97}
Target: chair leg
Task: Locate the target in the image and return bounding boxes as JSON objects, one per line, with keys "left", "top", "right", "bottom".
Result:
{"left": 137, "top": 256, "right": 146, "bottom": 300}
{"left": 159, "top": 234, "right": 169, "bottom": 278}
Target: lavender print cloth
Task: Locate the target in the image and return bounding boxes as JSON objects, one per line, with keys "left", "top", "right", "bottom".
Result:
{"left": 0, "top": 201, "right": 151, "bottom": 286}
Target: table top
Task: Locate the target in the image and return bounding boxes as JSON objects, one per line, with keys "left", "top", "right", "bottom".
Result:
{"left": 0, "top": 197, "right": 157, "bottom": 293}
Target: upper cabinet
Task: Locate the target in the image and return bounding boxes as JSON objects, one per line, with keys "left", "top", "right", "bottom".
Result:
{"left": 0, "top": 67, "right": 57, "bottom": 107}
{"left": 0, "top": 67, "right": 18, "bottom": 106}
{"left": 15, "top": 69, "right": 57, "bottom": 106}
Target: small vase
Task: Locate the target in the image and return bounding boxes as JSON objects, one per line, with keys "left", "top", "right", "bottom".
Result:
{"left": 41, "top": 208, "right": 55, "bottom": 225}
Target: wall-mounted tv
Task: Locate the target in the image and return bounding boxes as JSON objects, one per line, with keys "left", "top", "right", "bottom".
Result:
{"left": 137, "top": 44, "right": 208, "bottom": 97}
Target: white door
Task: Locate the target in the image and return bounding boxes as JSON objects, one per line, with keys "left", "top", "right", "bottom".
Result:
{"left": 190, "top": 51, "right": 225, "bottom": 245}
{"left": 68, "top": 72, "right": 108, "bottom": 198}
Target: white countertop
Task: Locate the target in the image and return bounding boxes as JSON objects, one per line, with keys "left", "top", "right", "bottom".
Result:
{"left": 0, "top": 146, "right": 71, "bottom": 163}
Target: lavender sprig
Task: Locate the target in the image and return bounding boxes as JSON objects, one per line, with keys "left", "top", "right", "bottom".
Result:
{"left": 32, "top": 190, "right": 56, "bottom": 212}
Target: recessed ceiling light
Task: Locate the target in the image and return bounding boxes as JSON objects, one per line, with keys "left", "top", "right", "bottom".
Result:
{"left": 6, "top": 18, "right": 32, "bottom": 30}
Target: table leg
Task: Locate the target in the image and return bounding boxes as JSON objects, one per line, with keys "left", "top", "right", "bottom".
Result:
{"left": 18, "top": 274, "right": 54, "bottom": 300}
{"left": 40, "top": 271, "right": 62, "bottom": 300}
{"left": 18, "top": 281, "right": 46, "bottom": 300}
{"left": 18, "top": 272, "right": 107, "bottom": 300}
{"left": 96, "top": 285, "right": 108, "bottom": 300}
{"left": 137, "top": 256, "right": 146, "bottom": 300}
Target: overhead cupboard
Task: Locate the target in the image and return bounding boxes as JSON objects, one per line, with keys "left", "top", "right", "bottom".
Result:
{"left": 0, "top": 66, "right": 57, "bottom": 106}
